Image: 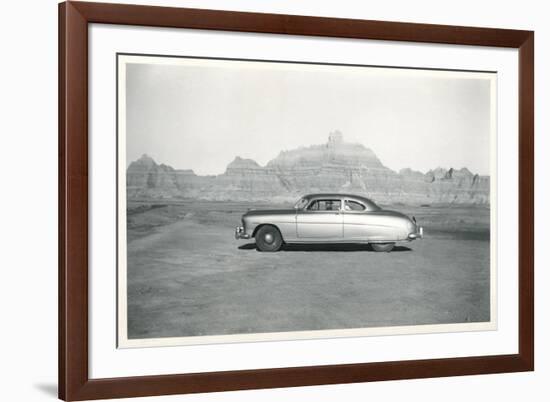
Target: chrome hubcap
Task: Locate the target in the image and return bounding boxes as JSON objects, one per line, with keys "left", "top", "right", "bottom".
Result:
{"left": 264, "top": 233, "right": 274, "bottom": 244}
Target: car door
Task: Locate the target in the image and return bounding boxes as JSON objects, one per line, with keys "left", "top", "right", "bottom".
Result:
{"left": 296, "top": 199, "right": 344, "bottom": 239}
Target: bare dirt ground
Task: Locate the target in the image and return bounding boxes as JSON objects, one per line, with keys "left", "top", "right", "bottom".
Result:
{"left": 126, "top": 201, "right": 490, "bottom": 339}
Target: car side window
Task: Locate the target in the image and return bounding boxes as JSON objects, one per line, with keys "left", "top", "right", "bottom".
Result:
{"left": 344, "top": 200, "right": 366, "bottom": 211}
{"left": 307, "top": 199, "right": 342, "bottom": 211}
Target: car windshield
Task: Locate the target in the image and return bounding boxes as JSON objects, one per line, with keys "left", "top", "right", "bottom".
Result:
{"left": 294, "top": 197, "right": 309, "bottom": 210}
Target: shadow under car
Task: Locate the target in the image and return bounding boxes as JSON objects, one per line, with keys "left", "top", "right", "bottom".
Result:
{"left": 238, "top": 243, "right": 412, "bottom": 252}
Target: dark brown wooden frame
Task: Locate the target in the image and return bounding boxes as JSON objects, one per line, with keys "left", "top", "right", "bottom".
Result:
{"left": 59, "top": 1, "right": 534, "bottom": 400}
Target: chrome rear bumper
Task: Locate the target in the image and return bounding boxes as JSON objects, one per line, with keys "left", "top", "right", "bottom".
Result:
{"left": 408, "top": 226, "right": 424, "bottom": 240}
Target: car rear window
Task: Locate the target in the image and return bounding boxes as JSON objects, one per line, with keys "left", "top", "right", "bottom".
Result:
{"left": 344, "top": 200, "right": 366, "bottom": 211}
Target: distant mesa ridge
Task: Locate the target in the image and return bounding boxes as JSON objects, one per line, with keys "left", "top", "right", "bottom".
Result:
{"left": 127, "top": 132, "right": 490, "bottom": 205}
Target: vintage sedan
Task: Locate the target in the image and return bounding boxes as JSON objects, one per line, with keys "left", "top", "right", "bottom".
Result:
{"left": 235, "top": 193, "right": 423, "bottom": 252}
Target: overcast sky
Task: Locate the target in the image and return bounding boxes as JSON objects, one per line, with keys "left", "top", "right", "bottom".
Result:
{"left": 125, "top": 57, "right": 494, "bottom": 176}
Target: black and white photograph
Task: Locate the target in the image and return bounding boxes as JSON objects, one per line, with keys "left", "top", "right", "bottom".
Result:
{"left": 2, "top": 0, "right": 545, "bottom": 400}
{"left": 117, "top": 54, "right": 496, "bottom": 347}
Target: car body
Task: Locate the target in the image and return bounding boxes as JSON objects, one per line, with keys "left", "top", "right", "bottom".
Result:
{"left": 235, "top": 193, "right": 423, "bottom": 252}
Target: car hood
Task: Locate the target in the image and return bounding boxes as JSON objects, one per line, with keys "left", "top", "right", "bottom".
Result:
{"left": 243, "top": 209, "right": 296, "bottom": 217}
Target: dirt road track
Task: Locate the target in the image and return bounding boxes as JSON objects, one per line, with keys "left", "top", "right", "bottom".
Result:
{"left": 127, "top": 212, "right": 490, "bottom": 339}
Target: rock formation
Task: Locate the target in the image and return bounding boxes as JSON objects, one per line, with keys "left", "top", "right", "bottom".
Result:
{"left": 126, "top": 132, "right": 490, "bottom": 205}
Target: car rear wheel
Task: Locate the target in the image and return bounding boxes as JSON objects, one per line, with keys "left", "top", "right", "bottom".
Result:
{"left": 255, "top": 225, "right": 283, "bottom": 252}
{"left": 371, "top": 242, "right": 395, "bottom": 252}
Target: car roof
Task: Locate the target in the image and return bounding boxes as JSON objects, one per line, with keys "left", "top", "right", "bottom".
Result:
{"left": 302, "top": 193, "right": 379, "bottom": 207}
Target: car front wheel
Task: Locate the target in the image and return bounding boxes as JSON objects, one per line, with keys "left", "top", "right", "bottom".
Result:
{"left": 371, "top": 242, "right": 395, "bottom": 252}
{"left": 255, "top": 225, "right": 283, "bottom": 252}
